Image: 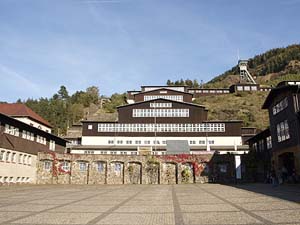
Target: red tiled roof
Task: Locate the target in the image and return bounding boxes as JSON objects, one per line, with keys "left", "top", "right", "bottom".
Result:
{"left": 0, "top": 103, "right": 52, "bottom": 128}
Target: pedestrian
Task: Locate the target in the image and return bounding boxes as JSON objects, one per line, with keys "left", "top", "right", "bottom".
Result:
{"left": 271, "top": 169, "right": 278, "bottom": 187}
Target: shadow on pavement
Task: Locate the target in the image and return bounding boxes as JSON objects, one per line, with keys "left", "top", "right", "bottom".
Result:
{"left": 228, "top": 183, "right": 300, "bottom": 203}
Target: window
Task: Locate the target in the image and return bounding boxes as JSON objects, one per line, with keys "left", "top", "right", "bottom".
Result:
{"left": 266, "top": 136, "right": 272, "bottom": 149}
{"left": 199, "top": 140, "right": 205, "bottom": 144}
{"left": 293, "top": 94, "right": 299, "bottom": 112}
{"left": 114, "top": 163, "right": 121, "bottom": 172}
{"left": 144, "top": 140, "right": 150, "bottom": 144}
{"left": 126, "top": 140, "right": 132, "bottom": 144}
{"left": 37, "top": 135, "right": 46, "bottom": 145}
{"left": 44, "top": 161, "right": 52, "bottom": 170}
{"left": 208, "top": 140, "right": 215, "bottom": 145}
{"left": 252, "top": 143, "right": 257, "bottom": 151}
{"left": 49, "top": 140, "right": 55, "bottom": 151}
{"left": 108, "top": 140, "right": 114, "bottom": 144}
{"left": 61, "top": 161, "right": 70, "bottom": 171}
{"left": 244, "top": 86, "right": 250, "bottom": 91}
{"left": 258, "top": 140, "right": 264, "bottom": 152}
{"left": 6, "top": 151, "right": 11, "bottom": 162}
{"left": 18, "top": 154, "right": 23, "bottom": 164}
{"left": 144, "top": 95, "right": 183, "bottom": 102}
{"left": 135, "top": 140, "right": 141, "bottom": 145}
{"left": 79, "top": 162, "right": 87, "bottom": 171}
{"left": 132, "top": 108, "right": 189, "bottom": 117}
{"left": 22, "top": 130, "right": 27, "bottom": 139}
{"left": 189, "top": 140, "right": 196, "bottom": 145}
{"left": 28, "top": 156, "right": 32, "bottom": 165}
{"left": 276, "top": 120, "right": 290, "bottom": 142}
{"left": 150, "top": 103, "right": 172, "bottom": 108}
{"left": 97, "top": 162, "right": 104, "bottom": 172}
{"left": 117, "top": 140, "right": 123, "bottom": 144}
{"left": 4, "top": 125, "right": 19, "bottom": 136}
{"left": 12, "top": 153, "right": 16, "bottom": 163}
{"left": 273, "top": 97, "right": 288, "bottom": 115}
{"left": 88, "top": 125, "right": 93, "bottom": 130}
{"left": 0, "top": 151, "right": 5, "bottom": 161}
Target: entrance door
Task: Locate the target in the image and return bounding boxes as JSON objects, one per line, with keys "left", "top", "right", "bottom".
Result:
{"left": 279, "top": 152, "right": 295, "bottom": 175}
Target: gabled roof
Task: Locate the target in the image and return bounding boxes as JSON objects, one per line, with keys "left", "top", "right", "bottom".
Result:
{"left": 133, "top": 87, "right": 192, "bottom": 96}
{"left": 262, "top": 84, "right": 300, "bottom": 109}
{"left": 0, "top": 103, "right": 52, "bottom": 128}
{"left": 117, "top": 98, "right": 206, "bottom": 109}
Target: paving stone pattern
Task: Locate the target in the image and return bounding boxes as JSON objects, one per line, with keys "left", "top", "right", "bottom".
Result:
{"left": 0, "top": 184, "right": 300, "bottom": 225}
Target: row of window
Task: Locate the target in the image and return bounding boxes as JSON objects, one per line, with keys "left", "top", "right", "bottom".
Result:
{"left": 0, "top": 150, "right": 32, "bottom": 165}
{"left": 272, "top": 97, "right": 288, "bottom": 115}
{"left": 0, "top": 176, "right": 31, "bottom": 184}
{"left": 82, "top": 150, "right": 159, "bottom": 155}
{"left": 144, "top": 95, "right": 183, "bottom": 102}
{"left": 252, "top": 136, "right": 272, "bottom": 152}
{"left": 277, "top": 120, "right": 290, "bottom": 142}
{"left": 143, "top": 87, "right": 184, "bottom": 92}
{"left": 4, "top": 125, "right": 19, "bottom": 136}
{"left": 43, "top": 161, "right": 122, "bottom": 172}
{"left": 237, "top": 86, "right": 258, "bottom": 91}
{"left": 4, "top": 124, "right": 55, "bottom": 150}
{"left": 37, "top": 135, "right": 46, "bottom": 145}
{"left": 188, "top": 89, "right": 230, "bottom": 94}
{"left": 189, "top": 140, "right": 214, "bottom": 145}
{"left": 98, "top": 123, "right": 226, "bottom": 133}
{"left": 132, "top": 108, "right": 189, "bottom": 117}
{"left": 107, "top": 139, "right": 214, "bottom": 145}
{"left": 149, "top": 102, "right": 172, "bottom": 108}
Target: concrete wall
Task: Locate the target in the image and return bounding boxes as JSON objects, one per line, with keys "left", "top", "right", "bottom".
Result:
{"left": 37, "top": 152, "right": 215, "bottom": 184}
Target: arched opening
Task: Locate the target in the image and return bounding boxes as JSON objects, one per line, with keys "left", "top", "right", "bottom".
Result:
{"left": 161, "top": 162, "right": 177, "bottom": 184}
{"left": 278, "top": 152, "right": 295, "bottom": 181}
{"left": 146, "top": 162, "right": 160, "bottom": 184}
{"left": 108, "top": 161, "right": 124, "bottom": 184}
{"left": 91, "top": 161, "right": 107, "bottom": 184}
{"left": 181, "top": 162, "right": 195, "bottom": 183}
{"left": 127, "top": 162, "right": 142, "bottom": 184}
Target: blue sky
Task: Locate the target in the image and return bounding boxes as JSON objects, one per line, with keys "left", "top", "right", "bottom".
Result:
{"left": 1, "top": 0, "right": 300, "bottom": 102}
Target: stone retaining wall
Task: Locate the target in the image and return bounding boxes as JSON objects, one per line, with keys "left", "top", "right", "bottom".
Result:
{"left": 37, "top": 152, "right": 217, "bottom": 184}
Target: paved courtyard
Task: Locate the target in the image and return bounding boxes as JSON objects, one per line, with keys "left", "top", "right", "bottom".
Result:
{"left": 0, "top": 184, "right": 300, "bottom": 225}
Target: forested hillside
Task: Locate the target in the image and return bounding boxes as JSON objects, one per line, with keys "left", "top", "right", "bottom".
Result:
{"left": 207, "top": 44, "right": 300, "bottom": 87}
{"left": 22, "top": 86, "right": 100, "bottom": 135}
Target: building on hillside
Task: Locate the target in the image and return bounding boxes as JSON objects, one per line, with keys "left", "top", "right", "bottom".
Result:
{"left": 70, "top": 85, "right": 250, "bottom": 156}
{"left": 127, "top": 83, "right": 271, "bottom": 102}
{"left": 0, "top": 104, "right": 67, "bottom": 185}
{"left": 0, "top": 103, "right": 52, "bottom": 133}
{"left": 187, "top": 88, "right": 230, "bottom": 97}
{"left": 261, "top": 80, "right": 300, "bottom": 181}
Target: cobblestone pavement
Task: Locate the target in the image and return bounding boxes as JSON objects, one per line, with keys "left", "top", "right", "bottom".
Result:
{"left": 0, "top": 184, "right": 300, "bottom": 225}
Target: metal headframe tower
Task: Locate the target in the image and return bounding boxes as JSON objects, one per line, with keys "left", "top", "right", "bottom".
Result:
{"left": 238, "top": 60, "right": 256, "bottom": 84}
